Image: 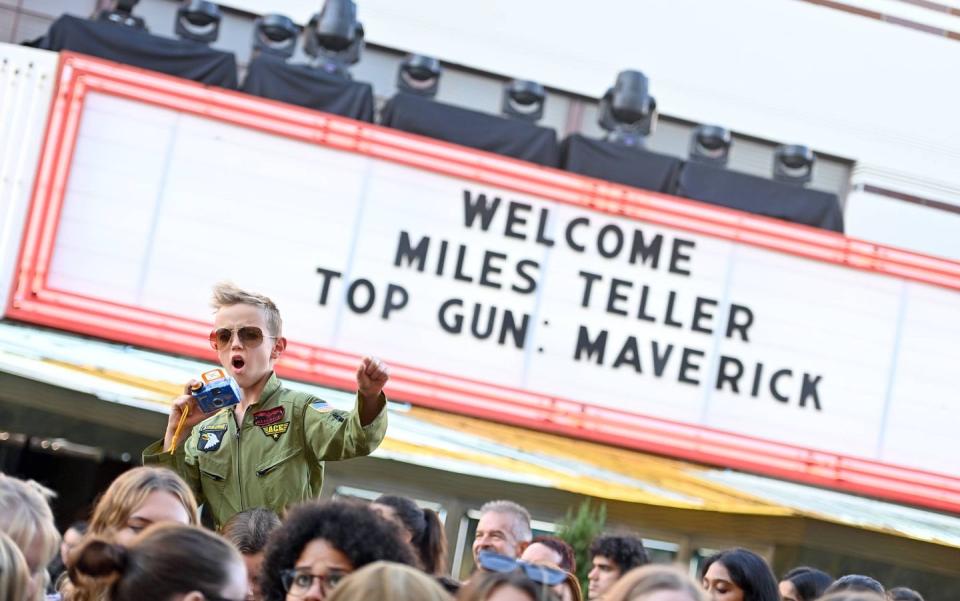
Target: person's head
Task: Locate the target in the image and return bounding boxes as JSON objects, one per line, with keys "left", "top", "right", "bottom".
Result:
{"left": 211, "top": 282, "right": 287, "bottom": 389}
{"left": 817, "top": 593, "right": 886, "bottom": 601}
{"left": 699, "top": 548, "right": 779, "bottom": 601}
{"left": 71, "top": 523, "right": 246, "bottom": 601}
{"left": 823, "top": 575, "right": 885, "bottom": 597}
{"left": 0, "top": 531, "right": 31, "bottom": 601}
{"left": 0, "top": 474, "right": 60, "bottom": 598}
{"left": 778, "top": 567, "right": 833, "bottom": 601}
{"left": 587, "top": 535, "right": 649, "bottom": 600}
{"left": 887, "top": 587, "right": 924, "bottom": 601}
{"left": 60, "top": 521, "right": 88, "bottom": 566}
{"left": 372, "top": 494, "right": 448, "bottom": 574}
{"left": 260, "top": 500, "right": 418, "bottom": 601}
{"left": 603, "top": 565, "right": 706, "bottom": 601}
{"left": 521, "top": 536, "right": 575, "bottom": 574}
{"left": 473, "top": 500, "right": 533, "bottom": 563}
{"left": 326, "top": 561, "right": 452, "bottom": 601}
{"left": 222, "top": 508, "right": 282, "bottom": 601}
{"left": 457, "top": 569, "right": 559, "bottom": 601}
{"left": 88, "top": 467, "right": 198, "bottom": 547}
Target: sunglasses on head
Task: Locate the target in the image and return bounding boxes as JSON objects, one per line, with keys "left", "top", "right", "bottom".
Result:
{"left": 208, "top": 326, "right": 277, "bottom": 350}
{"left": 477, "top": 551, "right": 567, "bottom": 586}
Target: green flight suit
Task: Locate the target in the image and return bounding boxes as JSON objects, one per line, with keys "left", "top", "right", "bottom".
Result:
{"left": 143, "top": 372, "right": 387, "bottom": 529}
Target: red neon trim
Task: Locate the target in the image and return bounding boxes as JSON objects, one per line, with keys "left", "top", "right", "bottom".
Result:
{"left": 8, "top": 53, "right": 960, "bottom": 515}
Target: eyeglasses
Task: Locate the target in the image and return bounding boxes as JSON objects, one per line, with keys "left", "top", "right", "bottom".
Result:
{"left": 280, "top": 568, "right": 348, "bottom": 596}
{"left": 208, "top": 326, "right": 277, "bottom": 350}
{"left": 477, "top": 551, "right": 567, "bottom": 586}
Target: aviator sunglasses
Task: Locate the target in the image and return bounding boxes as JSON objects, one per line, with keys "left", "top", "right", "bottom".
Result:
{"left": 477, "top": 550, "right": 567, "bottom": 586}
{"left": 208, "top": 326, "right": 277, "bottom": 350}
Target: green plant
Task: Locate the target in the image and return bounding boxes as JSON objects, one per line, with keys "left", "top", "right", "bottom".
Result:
{"left": 556, "top": 498, "right": 607, "bottom": 595}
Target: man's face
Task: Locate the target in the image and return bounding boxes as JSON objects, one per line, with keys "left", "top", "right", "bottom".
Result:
{"left": 214, "top": 304, "right": 283, "bottom": 390}
{"left": 587, "top": 555, "right": 621, "bottom": 600}
{"left": 472, "top": 511, "right": 523, "bottom": 563}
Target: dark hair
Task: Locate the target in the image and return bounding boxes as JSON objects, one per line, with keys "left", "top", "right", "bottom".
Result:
{"left": 888, "top": 587, "right": 924, "bottom": 601}
{"left": 824, "top": 575, "right": 885, "bottom": 596}
{"left": 780, "top": 566, "right": 834, "bottom": 601}
{"left": 456, "top": 569, "right": 559, "bottom": 601}
{"left": 67, "top": 521, "right": 89, "bottom": 535}
{"left": 589, "top": 535, "right": 649, "bottom": 574}
{"left": 221, "top": 507, "right": 281, "bottom": 555}
{"left": 374, "top": 494, "right": 448, "bottom": 574}
{"left": 699, "top": 548, "right": 779, "bottom": 601}
{"left": 530, "top": 535, "right": 576, "bottom": 574}
{"left": 260, "top": 500, "right": 419, "bottom": 601}
{"left": 70, "top": 523, "right": 240, "bottom": 601}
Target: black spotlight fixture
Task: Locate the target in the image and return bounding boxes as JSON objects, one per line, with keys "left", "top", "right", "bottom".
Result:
{"left": 96, "top": 0, "right": 146, "bottom": 30}
{"left": 397, "top": 54, "right": 441, "bottom": 98}
{"left": 175, "top": 0, "right": 222, "bottom": 44}
{"left": 501, "top": 79, "right": 546, "bottom": 122}
{"left": 252, "top": 14, "right": 299, "bottom": 59}
{"left": 773, "top": 144, "right": 815, "bottom": 185}
{"left": 598, "top": 70, "right": 656, "bottom": 147}
{"left": 689, "top": 124, "right": 732, "bottom": 167}
{"left": 303, "top": 0, "right": 363, "bottom": 79}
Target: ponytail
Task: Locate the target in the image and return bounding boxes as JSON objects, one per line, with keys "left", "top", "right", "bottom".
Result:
{"left": 419, "top": 508, "right": 447, "bottom": 575}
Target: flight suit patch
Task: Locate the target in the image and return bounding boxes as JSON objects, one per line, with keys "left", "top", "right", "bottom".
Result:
{"left": 253, "top": 406, "right": 285, "bottom": 426}
{"left": 261, "top": 421, "right": 290, "bottom": 441}
{"left": 310, "top": 399, "right": 331, "bottom": 412}
{"left": 198, "top": 426, "right": 227, "bottom": 452}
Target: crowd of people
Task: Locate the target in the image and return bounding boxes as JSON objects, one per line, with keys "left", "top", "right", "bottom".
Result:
{"left": 0, "top": 469, "right": 929, "bottom": 601}
{"left": 0, "top": 286, "right": 933, "bottom": 601}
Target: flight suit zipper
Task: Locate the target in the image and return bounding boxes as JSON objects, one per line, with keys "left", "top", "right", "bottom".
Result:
{"left": 233, "top": 411, "right": 243, "bottom": 509}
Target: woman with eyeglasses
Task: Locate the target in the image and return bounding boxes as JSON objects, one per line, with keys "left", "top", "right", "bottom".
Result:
{"left": 70, "top": 523, "right": 246, "bottom": 601}
{"left": 457, "top": 570, "right": 560, "bottom": 601}
{"left": 61, "top": 467, "right": 198, "bottom": 601}
{"left": 260, "top": 500, "right": 418, "bottom": 601}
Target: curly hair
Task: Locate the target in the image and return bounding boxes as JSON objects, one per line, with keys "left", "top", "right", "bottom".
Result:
{"left": 589, "top": 535, "right": 649, "bottom": 575}
{"left": 260, "top": 500, "right": 418, "bottom": 601}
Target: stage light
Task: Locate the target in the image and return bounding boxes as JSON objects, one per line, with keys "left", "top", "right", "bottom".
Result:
{"left": 174, "top": 0, "right": 222, "bottom": 45}
{"left": 252, "top": 14, "right": 299, "bottom": 59}
{"left": 501, "top": 79, "right": 546, "bottom": 122}
{"left": 303, "top": 0, "right": 363, "bottom": 78}
{"left": 598, "top": 70, "right": 656, "bottom": 147}
{"left": 773, "top": 144, "right": 814, "bottom": 185}
{"left": 397, "top": 54, "right": 441, "bottom": 98}
{"left": 96, "top": 0, "right": 146, "bottom": 30}
{"left": 689, "top": 124, "right": 732, "bottom": 166}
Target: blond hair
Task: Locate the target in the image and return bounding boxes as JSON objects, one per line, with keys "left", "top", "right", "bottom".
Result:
{"left": 211, "top": 282, "right": 283, "bottom": 336}
{"left": 88, "top": 467, "right": 198, "bottom": 536}
{"left": 0, "top": 531, "right": 31, "bottom": 601}
{"left": 0, "top": 473, "right": 60, "bottom": 577}
{"left": 603, "top": 564, "right": 705, "bottom": 601}
{"left": 327, "top": 561, "right": 452, "bottom": 601}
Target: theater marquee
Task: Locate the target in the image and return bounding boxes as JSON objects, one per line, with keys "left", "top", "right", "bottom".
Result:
{"left": 7, "top": 54, "right": 960, "bottom": 511}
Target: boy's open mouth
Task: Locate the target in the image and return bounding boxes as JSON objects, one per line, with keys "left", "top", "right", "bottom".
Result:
{"left": 231, "top": 355, "right": 245, "bottom": 370}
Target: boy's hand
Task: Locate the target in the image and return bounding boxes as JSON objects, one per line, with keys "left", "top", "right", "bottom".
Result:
{"left": 162, "top": 380, "right": 219, "bottom": 451}
{"left": 356, "top": 356, "right": 389, "bottom": 405}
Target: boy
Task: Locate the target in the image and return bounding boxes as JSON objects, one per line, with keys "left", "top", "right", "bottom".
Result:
{"left": 143, "top": 283, "right": 388, "bottom": 528}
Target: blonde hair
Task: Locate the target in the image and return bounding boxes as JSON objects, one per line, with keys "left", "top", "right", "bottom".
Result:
{"left": 0, "top": 531, "right": 31, "bottom": 601}
{"left": 0, "top": 473, "right": 60, "bottom": 576}
{"left": 603, "top": 564, "right": 706, "bottom": 601}
{"left": 327, "top": 561, "right": 452, "bottom": 601}
{"left": 211, "top": 282, "right": 283, "bottom": 336}
{"left": 88, "top": 467, "right": 198, "bottom": 536}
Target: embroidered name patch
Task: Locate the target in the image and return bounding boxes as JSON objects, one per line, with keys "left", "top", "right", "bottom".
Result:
{"left": 261, "top": 422, "right": 290, "bottom": 441}
{"left": 253, "top": 406, "right": 285, "bottom": 426}
{"left": 198, "top": 426, "right": 227, "bottom": 452}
